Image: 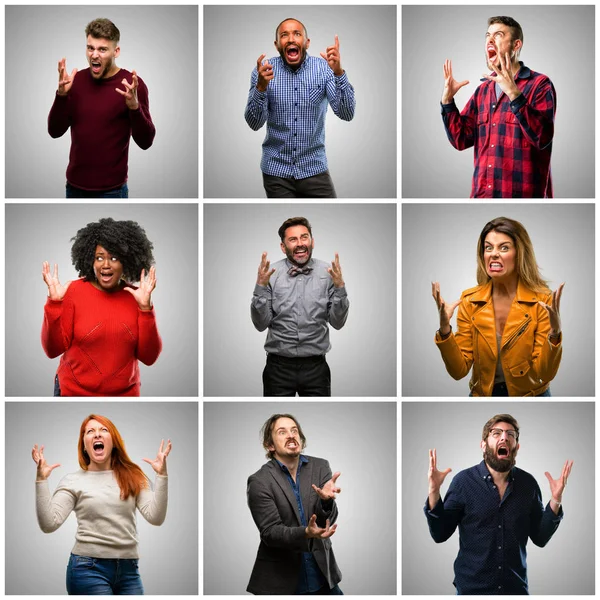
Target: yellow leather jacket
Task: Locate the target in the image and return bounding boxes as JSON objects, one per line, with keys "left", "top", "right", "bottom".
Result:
{"left": 435, "top": 280, "right": 562, "bottom": 396}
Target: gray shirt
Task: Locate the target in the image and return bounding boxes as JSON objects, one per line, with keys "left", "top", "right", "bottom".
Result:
{"left": 251, "top": 258, "right": 349, "bottom": 357}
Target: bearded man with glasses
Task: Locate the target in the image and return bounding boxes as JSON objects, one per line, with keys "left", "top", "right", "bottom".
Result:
{"left": 424, "top": 413, "right": 573, "bottom": 595}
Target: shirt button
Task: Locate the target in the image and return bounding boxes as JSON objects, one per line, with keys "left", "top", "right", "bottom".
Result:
{"left": 498, "top": 546, "right": 502, "bottom": 550}
{"left": 294, "top": 87, "right": 297, "bottom": 91}
{"left": 488, "top": 185, "right": 492, "bottom": 188}
{"left": 493, "top": 485, "right": 496, "bottom": 489}
{"left": 491, "top": 144, "right": 495, "bottom": 148}
{"left": 498, "top": 586, "right": 502, "bottom": 590}
{"left": 493, "top": 123, "right": 496, "bottom": 126}
{"left": 492, "top": 104, "right": 496, "bottom": 108}
{"left": 294, "top": 118, "right": 297, "bottom": 122}
{"left": 498, "top": 525, "right": 501, "bottom": 528}
{"left": 294, "top": 133, "right": 297, "bottom": 136}
{"left": 499, "top": 566, "right": 502, "bottom": 569}
{"left": 488, "top": 164, "right": 492, "bottom": 168}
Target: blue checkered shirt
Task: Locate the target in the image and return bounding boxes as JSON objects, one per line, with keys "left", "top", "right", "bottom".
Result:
{"left": 245, "top": 54, "right": 355, "bottom": 179}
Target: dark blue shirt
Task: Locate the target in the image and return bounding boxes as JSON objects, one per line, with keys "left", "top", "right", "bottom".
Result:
{"left": 276, "top": 455, "right": 327, "bottom": 593}
{"left": 424, "top": 461, "right": 563, "bottom": 595}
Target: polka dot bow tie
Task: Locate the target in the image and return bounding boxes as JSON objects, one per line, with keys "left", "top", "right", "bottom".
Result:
{"left": 288, "top": 265, "right": 313, "bottom": 277}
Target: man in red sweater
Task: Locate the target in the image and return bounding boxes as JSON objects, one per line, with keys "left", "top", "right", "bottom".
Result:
{"left": 48, "top": 18, "right": 155, "bottom": 197}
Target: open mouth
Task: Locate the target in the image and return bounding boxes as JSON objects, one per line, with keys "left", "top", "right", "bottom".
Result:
{"left": 93, "top": 441, "right": 105, "bottom": 453}
{"left": 91, "top": 61, "right": 102, "bottom": 74}
{"left": 285, "top": 45, "right": 300, "bottom": 61}
{"left": 488, "top": 261, "right": 503, "bottom": 272}
{"left": 100, "top": 271, "right": 114, "bottom": 283}
{"left": 294, "top": 247, "right": 308, "bottom": 258}
{"left": 286, "top": 440, "right": 298, "bottom": 449}
{"left": 497, "top": 445, "right": 509, "bottom": 457}
{"left": 487, "top": 45, "right": 497, "bottom": 62}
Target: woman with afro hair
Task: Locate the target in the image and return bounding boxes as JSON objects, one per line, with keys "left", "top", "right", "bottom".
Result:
{"left": 41, "top": 218, "right": 162, "bottom": 396}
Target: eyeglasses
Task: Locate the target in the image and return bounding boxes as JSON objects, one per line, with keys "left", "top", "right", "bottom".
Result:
{"left": 489, "top": 428, "right": 518, "bottom": 440}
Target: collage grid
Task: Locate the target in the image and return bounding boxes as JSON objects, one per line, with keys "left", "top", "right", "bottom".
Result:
{"left": 1, "top": 1, "right": 598, "bottom": 597}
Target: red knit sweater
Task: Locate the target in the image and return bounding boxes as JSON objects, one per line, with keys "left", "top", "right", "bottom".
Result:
{"left": 41, "top": 279, "right": 162, "bottom": 396}
{"left": 48, "top": 68, "right": 155, "bottom": 191}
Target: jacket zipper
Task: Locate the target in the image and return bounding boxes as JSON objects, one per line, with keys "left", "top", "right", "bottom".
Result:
{"left": 502, "top": 318, "right": 531, "bottom": 352}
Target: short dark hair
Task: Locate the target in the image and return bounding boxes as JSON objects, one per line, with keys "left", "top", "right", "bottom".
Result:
{"left": 85, "top": 18, "right": 120, "bottom": 44}
{"left": 488, "top": 16, "right": 523, "bottom": 46}
{"left": 278, "top": 217, "right": 312, "bottom": 242}
{"left": 261, "top": 414, "right": 307, "bottom": 459}
{"left": 275, "top": 18, "right": 308, "bottom": 41}
{"left": 70, "top": 218, "right": 154, "bottom": 282}
{"left": 482, "top": 414, "right": 520, "bottom": 442}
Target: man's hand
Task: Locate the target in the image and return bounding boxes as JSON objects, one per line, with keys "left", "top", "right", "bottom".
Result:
{"left": 432, "top": 281, "right": 460, "bottom": 336}
{"left": 538, "top": 282, "right": 565, "bottom": 339}
{"left": 442, "top": 59, "right": 469, "bottom": 104}
{"left": 312, "top": 471, "right": 341, "bottom": 500}
{"left": 428, "top": 448, "right": 452, "bottom": 509}
{"left": 256, "top": 54, "right": 274, "bottom": 93}
{"left": 305, "top": 514, "right": 337, "bottom": 539}
{"left": 123, "top": 266, "right": 156, "bottom": 310}
{"left": 544, "top": 459, "right": 573, "bottom": 505}
{"left": 115, "top": 70, "right": 140, "bottom": 110}
{"left": 320, "top": 35, "right": 343, "bottom": 76}
{"left": 481, "top": 52, "right": 521, "bottom": 101}
{"left": 57, "top": 58, "right": 77, "bottom": 96}
{"left": 327, "top": 253, "right": 345, "bottom": 288}
{"left": 257, "top": 252, "right": 275, "bottom": 286}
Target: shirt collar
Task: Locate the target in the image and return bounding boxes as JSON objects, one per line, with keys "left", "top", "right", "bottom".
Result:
{"left": 477, "top": 459, "right": 515, "bottom": 483}
{"left": 275, "top": 454, "right": 309, "bottom": 473}
{"left": 480, "top": 61, "right": 532, "bottom": 82}
{"left": 280, "top": 52, "right": 311, "bottom": 75}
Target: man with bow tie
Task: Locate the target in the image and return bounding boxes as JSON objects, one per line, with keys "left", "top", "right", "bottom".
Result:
{"left": 251, "top": 217, "right": 349, "bottom": 396}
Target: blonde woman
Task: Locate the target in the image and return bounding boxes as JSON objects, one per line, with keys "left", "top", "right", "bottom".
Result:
{"left": 432, "top": 217, "right": 563, "bottom": 397}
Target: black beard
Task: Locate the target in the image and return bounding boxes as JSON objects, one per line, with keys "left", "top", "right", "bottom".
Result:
{"left": 278, "top": 44, "right": 307, "bottom": 70}
{"left": 285, "top": 245, "right": 312, "bottom": 267}
{"left": 483, "top": 443, "right": 517, "bottom": 473}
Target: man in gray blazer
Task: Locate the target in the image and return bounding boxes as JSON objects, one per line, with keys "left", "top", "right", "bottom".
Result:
{"left": 247, "top": 413, "right": 343, "bottom": 594}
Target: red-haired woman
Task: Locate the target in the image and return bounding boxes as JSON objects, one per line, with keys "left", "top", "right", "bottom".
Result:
{"left": 32, "top": 414, "right": 171, "bottom": 595}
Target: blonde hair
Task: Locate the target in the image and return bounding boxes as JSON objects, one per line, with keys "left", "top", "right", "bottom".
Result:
{"left": 476, "top": 217, "right": 549, "bottom": 293}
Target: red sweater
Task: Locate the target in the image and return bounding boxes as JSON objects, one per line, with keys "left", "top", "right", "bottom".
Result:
{"left": 48, "top": 68, "right": 155, "bottom": 191}
{"left": 41, "top": 279, "right": 162, "bottom": 396}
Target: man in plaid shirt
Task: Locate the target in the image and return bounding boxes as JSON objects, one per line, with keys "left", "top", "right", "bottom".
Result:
{"left": 441, "top": 16, "right": 556, "bottom": 198}
{"left": 245, "top": 18, "right": 355, "bottom": 198}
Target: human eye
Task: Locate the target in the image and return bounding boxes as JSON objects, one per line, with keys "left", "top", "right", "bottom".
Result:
{"left": 501, "top": 245, "right": 509, "bottom": 252}
{"left": 484, "top": 245, "right": 492, "bottom": 252}
{"left": 110, "top": 257, "right": 118, "bottom": 262}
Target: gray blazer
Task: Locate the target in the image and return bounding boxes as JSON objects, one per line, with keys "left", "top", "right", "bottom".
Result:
{"left": 246, "top": 455, "right": 342, "bottom": 594}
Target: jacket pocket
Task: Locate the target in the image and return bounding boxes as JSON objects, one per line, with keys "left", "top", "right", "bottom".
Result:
{"left": 509, "top": 360, "right": 531, "bottom": 378}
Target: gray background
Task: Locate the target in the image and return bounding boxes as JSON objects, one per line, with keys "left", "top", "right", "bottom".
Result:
{"left": 203, "top": 203, "right": 397, "bottom": 397}
{"left": 402, "top": 401, "right": 594, "bottom": 595}
{"left": 6, "top": 5, "right": 198, "bottom": 198}
{"left": 203, "top": 401, "right": 397, "bottom": 595}
{"left": 6, "top": 203, "right": 198, "bottom": 397}
{"left": 6, "top": 401, "right": 198, "bottom": 595}
{"left": 402, "top": 5, "right": 595, "bottom": 198}
{"left": 402, "top": 204, "right": 594, "bottom": 397}
{"left": 203, "top": 5, "right": 396, "bottom": 198}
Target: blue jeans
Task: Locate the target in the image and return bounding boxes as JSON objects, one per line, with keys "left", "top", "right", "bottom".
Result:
{"left": 66, "top": 554, "right": 144, "bottom": 595}
{"left": 66, "top": 182, "right": 129, "bottom": 198}
{"left": 469, "top": 384, "right": 552, "bottom": 397}
{"left": 53, "top": 375, "right": 61, "bottom": 397}
{"left": 303, "top": 584, "right": 343, "bottom": 595}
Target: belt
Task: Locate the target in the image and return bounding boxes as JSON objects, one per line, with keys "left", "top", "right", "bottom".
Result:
{"left": 267, "top": 354, "right": 326, "bottom": 365}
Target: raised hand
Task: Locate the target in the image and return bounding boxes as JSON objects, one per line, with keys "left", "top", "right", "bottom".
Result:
{"left": 256, "top": 54, "right": 274, "bottom": 93}
{"left": 442, "top": 59, "right": 469, "bottom": 104}
{"left": 32, "top": 444, "right": 61, "bottom": 481}
{"left": 42, "top": 261, "right": 72, "bottom": 301}
{"left": 320, "top": 35, "right": 343, "bottom": 76}
{"left": 538, "top": 283, "right": 565, "bottom": 338}
{"left": 142, "top": 439, "right": 172, "bottom": 476}
{"left": 544, "top": 459, "right": 573, "bottom": 504}
{"left": 257, "top": 252, "right": 275, "bottom": 286}
{"left": 428, "top": 448, "right": 452, "bottom": 508}
{"left": 327, "top": 253, "right": 345, "bottom": 288}
{"left": 481, "top": 52, "right": 520, "bottom": 101}
{"left": 57, "top": 58, "right": 77, "bottom": 96}
{"left": 115, "top": 70, "right": 140, "bottom": 110}
{"left": 124, "top": 266, "right": 156, "bottom": 310}
{"left": 432, "top": 281, "right": 460, "bottom": 336}
{"left": 305, "top": 514, "right": 337, "bottom": 539}
{"left": 312, "top": 471, "right": 341, "bottom": 500}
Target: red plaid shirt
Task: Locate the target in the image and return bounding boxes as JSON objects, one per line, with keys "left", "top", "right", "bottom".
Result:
{"left": 442, "top": 63, "right": 556, "bottom": 198}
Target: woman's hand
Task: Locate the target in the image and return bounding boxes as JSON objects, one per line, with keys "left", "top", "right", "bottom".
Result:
{"left": 42, "top": 262, "right": 72, "bottom": 301}
{"left": 539, "top": 282, "right": 565, "bottom": 337}
{"left": 143, "top": 439, "right": 172, "bottom": 476}
{"left": 124, "top": 266, "right": 156, "bottom": 310}
{"left": 432, "top": 281, "right": 460, "bottom": 336}
{"left": 32, "top": 444, "right": 61, "bottom": 481}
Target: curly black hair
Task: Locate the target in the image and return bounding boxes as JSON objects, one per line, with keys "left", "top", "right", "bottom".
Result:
{"left": 71, "top": 218, "right": 155, "bottom": 282}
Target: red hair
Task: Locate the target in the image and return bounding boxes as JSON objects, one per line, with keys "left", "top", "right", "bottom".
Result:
{"left": 78, "top": 414, "right": 148, "bottom": 500}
